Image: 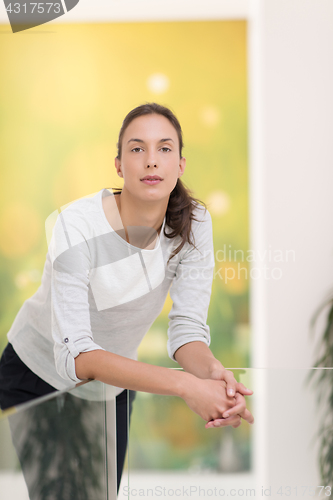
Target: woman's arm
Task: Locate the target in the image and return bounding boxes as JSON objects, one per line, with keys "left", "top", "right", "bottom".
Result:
{"left": 75, "top": 349, "right": 241, "bottom": 426}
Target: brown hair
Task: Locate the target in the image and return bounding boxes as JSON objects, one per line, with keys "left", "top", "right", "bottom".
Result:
{"left": 114, "top": 103, "right": 206, "bottom": 262}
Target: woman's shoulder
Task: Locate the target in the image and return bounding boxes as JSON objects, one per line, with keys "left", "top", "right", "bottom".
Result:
{"left": 56, "top": 195, "right": 100, "bottom": 236}
{"left": 60, "top": 191, "right": 101, "bottom": 218}
{"left": 46, "top": 191, "right": 104, "bottom": 259}
{"left": 191, "top": 201, "right": 212, "bottom": 228}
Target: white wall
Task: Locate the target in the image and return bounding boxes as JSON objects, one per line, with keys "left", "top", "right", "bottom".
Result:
{"left": 249, "top": 0, "right": 333, "bottom": 490}
{"left": 250, "top": 0, "right": 333, "bottom": 370}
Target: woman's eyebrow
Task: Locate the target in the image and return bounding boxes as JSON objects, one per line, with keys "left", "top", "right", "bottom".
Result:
{"left": 127, "top": 138, "right": 174, "bottom": 144}
{"left": 127, "top": 138, "right": 144, "bottom": 144}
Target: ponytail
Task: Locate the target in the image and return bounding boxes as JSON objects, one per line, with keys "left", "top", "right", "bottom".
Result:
{"left": 165, "top": 179, "right": 206, "bottom": 262}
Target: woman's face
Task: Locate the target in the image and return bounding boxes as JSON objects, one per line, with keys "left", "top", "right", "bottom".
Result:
{"left": 115, "top": 113, "right": 186, "bottom": 204}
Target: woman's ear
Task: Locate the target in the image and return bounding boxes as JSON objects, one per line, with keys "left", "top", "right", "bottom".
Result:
{"left": 178, "top": 157, "right": 186, "bottom": 178}
{"left": 115, "top": 157, "right": 123, "bottom": 177}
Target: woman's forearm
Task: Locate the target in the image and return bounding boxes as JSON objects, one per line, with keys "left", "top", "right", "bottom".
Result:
{"left": 174, "top": 341, "right": 222, "bottom": 379}
{"left": 75, "top": 349, "right": 190, "bottom": 398}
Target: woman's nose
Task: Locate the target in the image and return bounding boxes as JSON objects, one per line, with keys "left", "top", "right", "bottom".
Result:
{"left": 145, "top": 148, "right": 158, "bottom": 168}
{"left": 146, "top": 154, "right": 158, "bottom": 168}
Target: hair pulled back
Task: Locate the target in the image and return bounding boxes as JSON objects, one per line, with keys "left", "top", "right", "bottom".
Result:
{"left": 114, "top": 102, "right": 206, "bottom": 261}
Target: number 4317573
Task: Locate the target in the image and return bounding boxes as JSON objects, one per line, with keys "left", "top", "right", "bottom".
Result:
{"left": 6, "top": 3, "right": 61, "bottom": 14}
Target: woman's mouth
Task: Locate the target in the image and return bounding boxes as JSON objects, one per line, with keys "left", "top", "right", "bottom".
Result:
{"left": 140, "top": 176, "right": 163, "bottom": 185}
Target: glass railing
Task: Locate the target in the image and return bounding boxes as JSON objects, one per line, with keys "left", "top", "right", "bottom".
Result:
{"left": 123, "top": 369, "right": 330, "bottom": 500}
{"left": 1, "top": 369, "right": 331, "bottom": 500}
{"left": 0, "top": 380, "right": 121, "bottom": 500}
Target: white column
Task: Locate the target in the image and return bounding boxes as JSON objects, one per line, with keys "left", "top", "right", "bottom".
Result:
{"left": 249, "top": 0, "right": 333, "bottom": 490}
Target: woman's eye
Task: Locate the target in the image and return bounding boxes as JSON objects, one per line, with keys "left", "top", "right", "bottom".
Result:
{"left": 161, "top": 147, "right": 171, "bottom": 152}
{"left": 131, "top": 147, "right": 143, "bottom": 153}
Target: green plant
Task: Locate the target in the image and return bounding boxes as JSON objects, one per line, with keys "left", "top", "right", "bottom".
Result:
{"left": 308, "top": 289, "right": 333, "bottom": 484}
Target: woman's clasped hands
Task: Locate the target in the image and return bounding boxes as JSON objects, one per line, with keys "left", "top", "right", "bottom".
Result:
{"left": 181, "top": 367, "right": 254, "bottom": 430}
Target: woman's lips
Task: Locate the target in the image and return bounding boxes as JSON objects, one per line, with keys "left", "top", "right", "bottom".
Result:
{"left": 141, "top": 178, "right": 163, "bottom": 185}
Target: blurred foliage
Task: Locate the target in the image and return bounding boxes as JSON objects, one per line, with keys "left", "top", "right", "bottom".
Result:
{"left": 0, "top": 20, "right": 250, "bottom": 471}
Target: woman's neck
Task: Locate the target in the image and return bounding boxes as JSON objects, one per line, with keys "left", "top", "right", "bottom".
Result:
{"left": 112, "top": 189, "right": 167, "bottom": 247}
{"left": 115, "top": 189, "right": 167, "bottom": 235}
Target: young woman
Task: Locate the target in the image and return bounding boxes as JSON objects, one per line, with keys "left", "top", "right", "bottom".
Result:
{"left": 0, "top": 103, "right": 253, "bottom": 495}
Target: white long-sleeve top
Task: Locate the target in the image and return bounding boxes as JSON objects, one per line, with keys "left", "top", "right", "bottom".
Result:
{"left": 7, "top": 189, "right": 215, "bottom": 395}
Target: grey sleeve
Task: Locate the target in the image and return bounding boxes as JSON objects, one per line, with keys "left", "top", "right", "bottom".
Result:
{"left": 49, "top": 211, "right": 105, "bottom": 383}
{"left": 167, "top": 207, "right": 215, "bottom": 362}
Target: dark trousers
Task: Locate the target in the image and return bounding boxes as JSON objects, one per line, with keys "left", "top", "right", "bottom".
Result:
{"left": 0, "top": 343, "right": 135, "bottom": 498}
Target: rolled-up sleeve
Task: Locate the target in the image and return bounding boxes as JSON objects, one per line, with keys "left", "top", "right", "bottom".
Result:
{"left": 48, "top": 210, "right": 105, "bottom": 383}
{"left": 167, "top": 207, "right": 215, "bottom": 362}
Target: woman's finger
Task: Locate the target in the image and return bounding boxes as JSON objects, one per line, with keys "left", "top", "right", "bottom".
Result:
{"left": 205, "top": 415, "right": 241, "bottom": 429}
{"left": 222, "top": 393, "right": 246, "bottom": 418}
{"left": 239, "top": 408, "right": 254, "bottom": 424}
{"left": 222, "top": 369, "right": 238, "bottom": 397}
{"left": 235, "top": 382, "right": 253, "bottom": 395}
{"left": 229, "top": 408, "right": 254, "bottom": 425}
{"left": 223, "top": 405, "right": 254, "bottom": 425}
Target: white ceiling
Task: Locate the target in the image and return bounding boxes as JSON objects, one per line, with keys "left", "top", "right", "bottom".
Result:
{"left": 0, "top": 0, "right": 248, "bottom": 25}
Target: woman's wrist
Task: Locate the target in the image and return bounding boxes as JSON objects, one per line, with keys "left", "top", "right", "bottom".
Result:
{"left": 176, "top": 371, "right": 197, "bottom": 400}
{"left": 208, "top": 360, "right": 225, "bottom": 380}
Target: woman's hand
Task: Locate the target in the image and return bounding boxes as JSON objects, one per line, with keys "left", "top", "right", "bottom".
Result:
{"left": 205, "top": 392, "right": 254, "bottom": 428}
{"left": 210, "top": 365, "right": 253, "bottom": 398}
{"left": 208, "top": 364, "right": 254, "bottom": 426}
{"left": 168, "top": 343, "right": 254, "bottom": 427}
{"left": 181, "top": 376, "right": 238, "bottom": 423}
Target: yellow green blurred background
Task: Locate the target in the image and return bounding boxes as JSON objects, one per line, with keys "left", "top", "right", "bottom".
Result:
{"left": 0, "top": 20, "right": 250, "bottom": 470}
